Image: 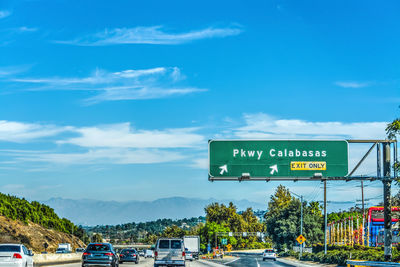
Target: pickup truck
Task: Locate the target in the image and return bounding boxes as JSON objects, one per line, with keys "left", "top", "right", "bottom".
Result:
{"left": 154, "top": 238, "right": 185, "bottom": 267}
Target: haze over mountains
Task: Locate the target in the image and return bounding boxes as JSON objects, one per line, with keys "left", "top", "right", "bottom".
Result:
{"left": 44, "top": 197, "right": 266, "bottom": 226}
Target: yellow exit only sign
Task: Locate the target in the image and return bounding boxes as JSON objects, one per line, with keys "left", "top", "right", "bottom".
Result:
{"left": 290, "top": 161, "right": 326, "bottom": 170}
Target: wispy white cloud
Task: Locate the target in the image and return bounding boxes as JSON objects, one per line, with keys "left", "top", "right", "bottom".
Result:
{"left": 0, "top": 65, "right": 30, "bottom": 77}
{"left": 58, "top": 123, "right": 204, "bottom": 148}
{"left": 335, "top": 81, "right": 371, "bottom": 88}
{"left": 10, "top": 67, "right": 206, "bottom": 103}
{"left": 11, "top": 148, "right": 185, "bottom": 165}
{"left": 86, "top": 86, "right": 205, "bottom": 103}
{"left": 0, "top": 10, "right": 11, "bottom": 19}
{"left": 0, "top": 120, "right": 205, "bottom": 166}
{"left": 0, "top": 120, "right": 71, "bottom": 143}
{"left": 56, "top": 25, "right": 243, "bottom": 46}
{"left": 233, "top": 113, "right": 387, "bottom": 140}
{"left": 16, "top": 26, "right": 38, "bottom": 33}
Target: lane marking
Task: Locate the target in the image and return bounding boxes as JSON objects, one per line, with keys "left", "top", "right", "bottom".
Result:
{"left": 224, "top": 258, "right": 240, "bottom": 265}
{"left": 256, "top": 258, "right": 260, "bottom": 267}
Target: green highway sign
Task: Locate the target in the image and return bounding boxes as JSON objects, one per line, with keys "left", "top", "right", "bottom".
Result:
{"left": 209, "top": 140, "right": 348, "bottom": 180}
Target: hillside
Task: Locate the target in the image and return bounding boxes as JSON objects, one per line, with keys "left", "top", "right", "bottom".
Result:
{"left": 0, "top": 192, "right": 86, "bottom": 252}
{"left": 0, "top": 215, "right": 85, "bottom": 253}
{"left": 86, "top": 216, "right": 205, "bottom": 241}
{"left": 44, "top": 197, "right": 266, "bottom": 225}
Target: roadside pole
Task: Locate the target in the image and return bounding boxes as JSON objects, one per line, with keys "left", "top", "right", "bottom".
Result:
{"left": 300, "top": 195, "right": 303, "bottom": 259}
{"left": 383, "top": 142, "right": 392, "bottom": 261}
{"left": 324, "top": 180, "right": 327, "bottom": 254}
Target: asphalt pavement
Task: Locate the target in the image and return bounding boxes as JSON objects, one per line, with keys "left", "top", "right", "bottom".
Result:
{"left": 222, "top": 254, "right": 293, "bottom": 267}
{"left": 43, "top": 254, "right": 297, "bottom": 267}
{"left": 53, "top": 257, "right": 226, "bottom": 267}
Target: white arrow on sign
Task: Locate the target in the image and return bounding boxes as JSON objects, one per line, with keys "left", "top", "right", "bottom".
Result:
{"left": 270, "top": 164, "right": 278, "bottom": 175}
{"left": 219, "top": 165, "right": 228, "bottom": 175}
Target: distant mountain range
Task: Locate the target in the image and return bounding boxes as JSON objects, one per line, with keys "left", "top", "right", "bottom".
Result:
{"left": 44, "top": 197, "right": 266, "bottom": 226}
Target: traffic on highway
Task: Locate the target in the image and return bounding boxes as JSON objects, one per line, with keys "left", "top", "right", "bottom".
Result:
{"left": 56, "top": 252, "right": 287, "bottom": 267}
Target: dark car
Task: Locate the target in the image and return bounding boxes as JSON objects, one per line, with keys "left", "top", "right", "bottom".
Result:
{"left": 82, "top": 243, "right": 119, "bottom": 267}
{"left": 119, "top": 248, "right": 139, "bottom": 264}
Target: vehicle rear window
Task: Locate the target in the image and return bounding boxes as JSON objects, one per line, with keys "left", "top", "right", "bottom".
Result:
{"left": 265, "top": 249, "right": 274, "bottom": 253}
{"left": 159, "top": 240, "right": 169, "bottom": 249}
{"left": 121, "top": 249, "right": 136, "bottom": 254}
{"left": 0, "top": 245, "right": 20, "bottom": 252}
{"left": 87, "top": 244, "right": 111, "bottom": 251}
{"left": 171, "top": 240, "right": 181, "bottom": 249}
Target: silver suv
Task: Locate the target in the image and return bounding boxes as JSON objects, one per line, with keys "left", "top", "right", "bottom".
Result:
{"left": 154, "top": 238, "right": 185, "bottom": 267}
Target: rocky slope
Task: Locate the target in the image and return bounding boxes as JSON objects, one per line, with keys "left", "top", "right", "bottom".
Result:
{"left": 0, "top": 215, "right": 85, "bottom": 253}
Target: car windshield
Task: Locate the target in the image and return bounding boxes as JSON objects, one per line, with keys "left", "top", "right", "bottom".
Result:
{"left": 171, "top": 240, "right": 181, "bottom": 249}
{"left": 87, "top": 244, "right": 111, "bottom": 251}
{"left": 159, "top": 240, "right": 169, "bottom": 249}
{"left": 0, "top": 245, "right": 20, "bottom": 252}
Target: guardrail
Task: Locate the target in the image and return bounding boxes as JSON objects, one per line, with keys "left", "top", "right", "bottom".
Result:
{"left": 347, "top": 260, "right": 400, "bottom": 267}
{"left": 33, "top": 253, "right": 82, "bottom": 266}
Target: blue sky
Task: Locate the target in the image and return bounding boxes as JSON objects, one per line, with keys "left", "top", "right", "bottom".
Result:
{"left": 0, "top": 0, "right": 399, "bottom": 211}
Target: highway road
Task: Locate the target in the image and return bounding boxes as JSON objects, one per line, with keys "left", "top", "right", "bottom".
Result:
{"left": 50, "top": 254, "right": 293, "bottom": 267}
{"left": 54, "top": 257, "right": 225, "bottom": 267}
{"left": 224, "top": 254, "right": 292, "bottom": 267}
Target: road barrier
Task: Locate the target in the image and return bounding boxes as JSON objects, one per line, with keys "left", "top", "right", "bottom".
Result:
{"left": 33, "top": 253, "right": 82, "bottom": 266}
{"left": 347, "top": 260, "right": 400, "bottom": 267}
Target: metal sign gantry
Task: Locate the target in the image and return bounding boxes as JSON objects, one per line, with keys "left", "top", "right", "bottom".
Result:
{"left": 209, "top": 139, "right": 398, "bottom": 261}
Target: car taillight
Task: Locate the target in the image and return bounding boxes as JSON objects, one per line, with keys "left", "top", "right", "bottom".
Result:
{"left": 133, "top": 254, "right": 136, "bottom": 257}
{"left": 182, "top": 251, "right": 185, "bottom": 257}
{"left": 83, "top": 252, "right": 91, "bottom": 256}
{"left": 13, "top": 253, "right": 22, "bottom": 259}
{"left": 155, "top": 251, "right": 158, "bottom": 257}
{"left": 105, "top": 252, "right": 113, "bottom": 256}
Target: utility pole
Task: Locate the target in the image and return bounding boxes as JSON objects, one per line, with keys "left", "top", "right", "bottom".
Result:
{"left": 300, "top": 195, "right": 303, "bottom": 259}
{"left": 324, "top": 180, "right": 327, "bottom": 254}
{"left": 361, "top": 181, "right": 365, "bottom": 216}
{"left": 383, "top": 142, "right": 392, "bottom": 261}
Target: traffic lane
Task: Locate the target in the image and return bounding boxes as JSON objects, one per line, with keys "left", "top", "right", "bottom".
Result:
{"left": 50, "top": 256, "right": 153, "bottom": 267}
{"left": 225, "top": 254, "right": 292, "bottom": 267}
{"left": 51, "top": 258, "right": 221, "bottom": 267}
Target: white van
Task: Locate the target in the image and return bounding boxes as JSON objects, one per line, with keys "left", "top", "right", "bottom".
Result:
{"left": 154, "top": 238, "right": 185, "bottom": 267}
{"left": 145, "top": 249, "right": 154, "bottom": 258}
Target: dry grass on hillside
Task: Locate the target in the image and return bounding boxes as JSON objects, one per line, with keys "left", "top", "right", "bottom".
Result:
{"left": 0, "top": 215, "right": 85, "bottom": 253}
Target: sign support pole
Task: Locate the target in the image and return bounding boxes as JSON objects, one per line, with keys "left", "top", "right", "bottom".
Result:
{"left": 383, "top": 142, "right": 392, "bottom": 261}
{"left": 324, "top": 180, "right": 327, "bottom": 254}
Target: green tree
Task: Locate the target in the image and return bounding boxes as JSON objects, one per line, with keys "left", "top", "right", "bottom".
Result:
{"left": 265, "top": 186, "right": 323, "bottom": 250}
{"left": 162, "top": 225, "right": 185, "bottom": 238}
{"left": 92, "top": 233, "right": 103, "bottom": 243}
{"left": 265, "top": 185, "right": 292, "bottom": 218}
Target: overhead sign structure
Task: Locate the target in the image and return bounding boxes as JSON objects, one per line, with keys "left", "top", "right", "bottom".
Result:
{"left": 296, "top": 234, "right": 306, "bottom": 245}
{"left": 209, "top": 140, "right": 348, "bottom": 180}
